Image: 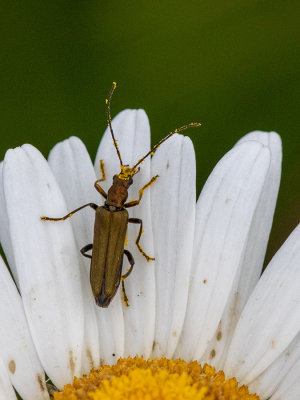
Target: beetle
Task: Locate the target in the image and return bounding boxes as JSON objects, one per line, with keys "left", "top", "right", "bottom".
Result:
{"left": 41, "top": 82, "right": 201, "bottom": 307}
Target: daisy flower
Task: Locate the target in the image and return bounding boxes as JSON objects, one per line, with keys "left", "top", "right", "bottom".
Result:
{"left": 0, "top": 107, "right": 299, "bottom": 400}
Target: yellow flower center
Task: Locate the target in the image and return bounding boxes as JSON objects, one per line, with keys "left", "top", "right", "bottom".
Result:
{"left": 53, "top": 357, "right": 259, "bottom": 400}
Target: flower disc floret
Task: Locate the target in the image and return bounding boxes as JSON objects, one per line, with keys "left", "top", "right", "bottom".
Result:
{"left": 54, "top": 357, "right": 259, "bottom": 400}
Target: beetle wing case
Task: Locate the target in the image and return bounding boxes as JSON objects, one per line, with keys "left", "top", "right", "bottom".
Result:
{"left": 90, "top": 206, "right": 128, "bottom": 307}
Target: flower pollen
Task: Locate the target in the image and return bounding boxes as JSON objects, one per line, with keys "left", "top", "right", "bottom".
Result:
{"left": 53, "top": 357, "right": 259, "bottom": 400}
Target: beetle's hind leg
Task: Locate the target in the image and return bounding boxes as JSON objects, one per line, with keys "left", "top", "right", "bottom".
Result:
{"left": 80, "top": 244, "right": 93, "bottom": 259}
{"left": 121, "top": 249, "right": 135, "bottom": 307}
{"left": 128, "top": 218, "right": 155, "bottom": 262}
{"left": 94, "top": 160, "right": 108, "bottom": 199}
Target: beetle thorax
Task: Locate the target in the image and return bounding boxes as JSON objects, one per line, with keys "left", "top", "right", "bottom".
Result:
{"left": 105, "top": 175, "right": 132, "bottom": 208}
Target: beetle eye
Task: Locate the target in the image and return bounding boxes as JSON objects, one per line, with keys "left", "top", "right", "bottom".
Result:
{"left": 128, "top": 177, "right": 133, "bottom": 185}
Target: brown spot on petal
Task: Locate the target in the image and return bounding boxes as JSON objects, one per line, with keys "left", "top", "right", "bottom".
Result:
{"left": 216, "top": 331, "right": 222, "bottom": 341}
{"left": 210, "top": 349, "right": 216, "bottom": 359}
{"left": 272, "top": 339, "right": 276, "bottom": 348}
{"left": 203, "top": 279, "right": 207, "bottom": 284}
{"left": 37, "top": 374, "right": 46, "bottom": 391}
{"left": 86, "top": 348, "right": 94, "bottom": 369}
{"left": 69, "top": 350, "right": 75, "bottom": 376}
{"left": 172, "top": 331, "right": 177, "bottom": 337}
{"left": 8, "top": 360, "right": 16, "bottom": 374}
{"left": 152, "top": 341, "right": 163, "bottom": 355}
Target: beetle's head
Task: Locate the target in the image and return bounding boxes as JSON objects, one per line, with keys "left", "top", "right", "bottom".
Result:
{"left": 116, "top": 164, "right": 140, "bottom": 185}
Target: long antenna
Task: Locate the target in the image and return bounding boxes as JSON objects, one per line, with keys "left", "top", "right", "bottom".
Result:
{"left": 132, "top": 122, "right": 201, "bottom": 170}
{"left": 106, "top": 82, "right": 123, "bottom": 166}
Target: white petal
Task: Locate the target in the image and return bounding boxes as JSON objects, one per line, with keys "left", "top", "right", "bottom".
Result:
{"left": 3, "top": 145, "right": 84, "bottom": 388}
{"left": 177, "top": 140, "right": 271, "bottom": 361}
{"left": 96, "top": 299, "right": 124, "bottom": 365}
{"left": 0, "top": 162, "right": 18, "bottom": 282}
{"left": 249, "top": 332, "right": 300, "bottom": 399}
{"left": 0, "top": 360, "right": 17, "bottom": 400}
{"left": 225, "top": 224, "right": 300, "bottom": 383}
{"left": 95, "top": 109, "right": 156, "bottom": 358}
{"left": 234, "top": 131, "right": 282, "bottom": 298}
{"left": 0, "top": 256, "right": 49, "bottom": 400}
{"left": 151, "top": 134, "right": 196, "bottom": 358}
{"left": 202, "top": 131, "right": 282, "bottom": 368}
{"left": 48, "top": 137, "right": 100, "bottom": 373}
{"left": 270, "top": 358, "right": 300, "bottom": 400}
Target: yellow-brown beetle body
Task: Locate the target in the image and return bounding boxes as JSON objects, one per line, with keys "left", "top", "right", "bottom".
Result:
{"left": 91, "top": 207, "right": 128, "bottom": 307}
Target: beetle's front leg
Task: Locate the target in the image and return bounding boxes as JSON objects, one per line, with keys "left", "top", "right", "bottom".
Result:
{"left": 41, "top": 203, "right": 98, "bottom": 221}
{"left": 124, "top": 175, "right": 159, "bottom": 208}
{"left": 94, "top": 160, "right": 108, "bottom": 199}
{"left": 128, "top": 218, "right": 155, "bottom": 262}
{"left": 121, "top": 249, "right": 135, "bottom": 307}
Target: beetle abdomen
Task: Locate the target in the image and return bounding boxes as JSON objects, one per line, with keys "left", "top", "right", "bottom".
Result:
{"left": 90, "top": 206, "right": 128, "bottom": 307}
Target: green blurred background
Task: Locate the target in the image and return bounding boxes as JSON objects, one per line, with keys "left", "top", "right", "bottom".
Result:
{"left": 1, "top": 1, "right": 299, "bottom": 264}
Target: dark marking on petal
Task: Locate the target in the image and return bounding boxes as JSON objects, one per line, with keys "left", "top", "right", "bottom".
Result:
{"left": 46, "top": 383, "right": 58, "bottom": 397}
{"left": 8, "top": 360, "right": 16, "bottom": 374}
{"left": 37, "top": 374, "right": 46, "bottom": 392}
{"left": 216, "top": 331, "right": 222, "bottom": 341}
{"left": 210, "top": 349, "right": 216, "bottom": 359}
{"left": 203, "top": 279, "right": 207, "bottom": 284}
{"left": 86, "top": 348, "right": 94, "bottom": 369}
{"left": 166, "top": 161, "right": 170, "bottom": 169}
{"left": 69, "top": 350, "right": 75, "bottom": 377}
{"left": 229, "top": 292, "right": 240, "bottom": 322}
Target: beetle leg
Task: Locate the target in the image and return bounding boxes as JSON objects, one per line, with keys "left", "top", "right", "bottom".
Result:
{"left": 124, "top": 175, "right": 159, "bottom": 208}
{"left": 41, "top": 203, "right": 98, "bottom": 221}
{"left": 94, "top": 160, "right": 108, "bottom": 199}
{"left": 121, "top": 249, "right": 135, "bottom": 307}
{"left": 128, "top": 218, "right": 155, "bottom": 262}
{"left": 122, "top": 249, "right": 135, "bottom": 279}
{"left": 94, "top": 182, "right": 107, "bottom": 199}
{"left": 80, "top": 244, "right": 93, "bottom": 259}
